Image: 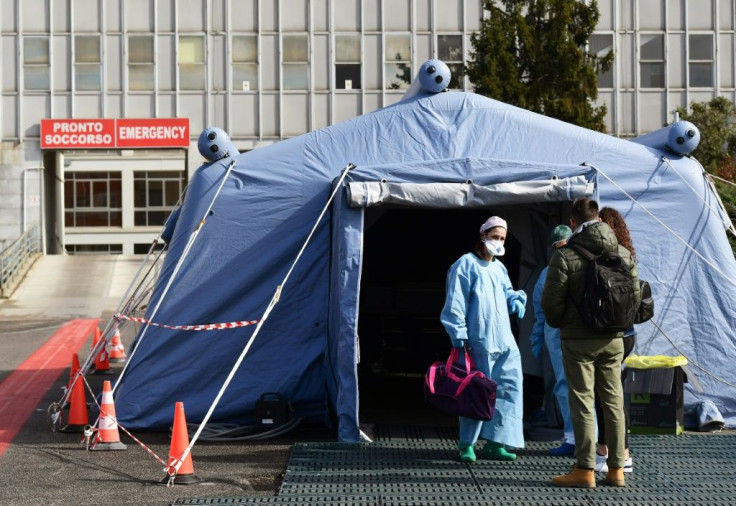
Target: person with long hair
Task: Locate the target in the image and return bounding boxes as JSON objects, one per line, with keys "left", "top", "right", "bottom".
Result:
{"left": 440, "top": 216, "right": 527, "bottom": 463}
{"left": 594, "top": 206, "right": 636, "bottom": 474}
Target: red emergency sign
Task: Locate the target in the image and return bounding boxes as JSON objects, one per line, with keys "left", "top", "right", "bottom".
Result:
{"left": 41, "top": 118, "right": 190, "bottom": 149}
{"left": 40, "top": 119, "right": 116, "bottom": 149}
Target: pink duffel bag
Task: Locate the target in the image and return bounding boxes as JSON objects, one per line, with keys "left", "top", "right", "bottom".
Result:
{"left": 423, "top": 348, "right": 497, "bottom": 421}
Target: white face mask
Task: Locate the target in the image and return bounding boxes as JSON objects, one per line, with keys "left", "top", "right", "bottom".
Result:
{"left": 484, "top": 239, "right": 505, "bottom": 257}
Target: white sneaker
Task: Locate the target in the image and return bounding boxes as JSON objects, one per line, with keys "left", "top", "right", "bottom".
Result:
{"left": 595, "top": 454, "right": 633, "bottom": 473}
{"left": 594, "top": 453, "right": 608, "bottom": 472}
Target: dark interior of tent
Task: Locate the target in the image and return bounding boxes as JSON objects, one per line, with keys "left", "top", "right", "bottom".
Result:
{"left": 357, "top": 203, "right": 571, "bottom": 437}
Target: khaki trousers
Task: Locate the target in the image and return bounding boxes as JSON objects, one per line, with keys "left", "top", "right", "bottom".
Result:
{"left": 561, "top": 337, "right": 625, "bottom": 469}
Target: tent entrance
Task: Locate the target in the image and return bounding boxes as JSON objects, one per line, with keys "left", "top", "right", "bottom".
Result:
{"left": 357, "top": 208, "right": 488, "bottom": 425}
{"left": 331, "top": 170, "right": 595, "bottom": 440}
{"left": 356, "top": 204, "right": 562, "bottom": 426}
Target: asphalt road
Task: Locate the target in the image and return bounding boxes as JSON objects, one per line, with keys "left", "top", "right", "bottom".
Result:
{"left": 0, "top": 255, "right": 330, "bottom": 506}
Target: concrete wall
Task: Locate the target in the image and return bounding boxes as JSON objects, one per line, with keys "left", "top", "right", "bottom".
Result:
{"left": 0, "top": 142, "right": 43, "bottom": 248}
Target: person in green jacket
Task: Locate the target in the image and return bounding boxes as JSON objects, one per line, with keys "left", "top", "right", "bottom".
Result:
{"left": 541, "top": 198, "right": 640, "bottom": 489}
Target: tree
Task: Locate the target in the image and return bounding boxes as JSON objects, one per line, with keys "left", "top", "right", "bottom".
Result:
{"left": 675, "top": 97, "right": 736, "bottom": 257}
{"left": 466, "top": 0, "right": 612, "bottom": 132}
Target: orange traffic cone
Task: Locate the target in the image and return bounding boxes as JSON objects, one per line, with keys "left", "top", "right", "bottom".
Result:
{"left": 61, "top": 353, "right": 82, "bottom": 409}
{"left": 109, "top": 328, "right": 127, "bottom": 363}
{"left": 60, "top": 372, "right": 89, "bottom": 432}
{"left": 66, "top": 352, "right": 81, "bottom": 392}
{"left": 161, "top": 402, "right": 201, "bottom": 485}
{"left": 91, "top": 380, "right": 126, "bottom": 451}
{"left": 92, "top": 328, "right": 114, "bottom": 375}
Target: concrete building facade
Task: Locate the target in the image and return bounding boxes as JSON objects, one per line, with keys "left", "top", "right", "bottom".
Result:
{"left": 1, "top": 0, "right": 734, "bottom": 254}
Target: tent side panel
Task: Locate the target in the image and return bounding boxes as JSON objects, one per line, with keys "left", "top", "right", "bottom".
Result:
{"left": 328, "top": 183, "right": 363, "bottom": 442}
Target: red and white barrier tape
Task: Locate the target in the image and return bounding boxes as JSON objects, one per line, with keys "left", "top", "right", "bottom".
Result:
{"left": 115, "top": 313, "right": 260, "bottom": 331}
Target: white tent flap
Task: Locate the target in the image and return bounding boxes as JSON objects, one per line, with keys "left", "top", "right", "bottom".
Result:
{"left": 347, "top": 176, "right": 594, "bottom": 208}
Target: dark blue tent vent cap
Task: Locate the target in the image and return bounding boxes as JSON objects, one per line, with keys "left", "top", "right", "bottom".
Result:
{"left": 418, "top": 59, "right": 451, "bottom": 93}
{"left": 198, "top": 126, "right": 239, "bottom": 162}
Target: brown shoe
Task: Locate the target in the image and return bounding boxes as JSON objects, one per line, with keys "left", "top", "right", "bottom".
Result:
{"left": 552, "top": 465, "right": 596, "bottom": 488}
{"left": 605, "top": 467, "right": 625, "bottom": 487}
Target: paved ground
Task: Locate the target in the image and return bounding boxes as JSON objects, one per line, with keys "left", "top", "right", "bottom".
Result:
{"left": 3, "top": 255, "right": 733, "bottom": 506}
{"left": 0, "top": 255, "right": 330, "bottom": 506}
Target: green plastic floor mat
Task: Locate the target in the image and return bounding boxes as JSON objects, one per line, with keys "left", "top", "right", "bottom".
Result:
{"left": 173, "top": 434, "right": 736, "bottom": 506}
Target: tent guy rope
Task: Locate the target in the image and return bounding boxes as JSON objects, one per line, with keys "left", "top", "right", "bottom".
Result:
{"left": 589, "top": 161, "right": 736, "bottom": 392}
{"left": 58, "top": 183, "right": 188, "bottom": 409}
{"left": 648, "top": 319, "right": 736, "bottom": 390}
{"left": 710, "top": 173, "right": 736, "bottom": 188}
{"left": 57, "top": 241, "right": 165, "bottom": 409}
{"left": 660, "top": 156, "right": 734, "bottom": 230}
{"left": 688, "top": 156, "right": 736, "bottom": 237}
{"left": 77, "top": 374, "right": 169, "bottom": 464}
{"left": 164, "top": 162, "right": 356, "bottom": 483}
{"left": 584, "top": 162, "right": 736, "bottom": 288}
{"left": 112, "top": 160, "right": 237, "bottom": 398}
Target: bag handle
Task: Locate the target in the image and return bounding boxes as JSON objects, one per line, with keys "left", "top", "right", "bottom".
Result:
{"left": 426, "top": 348, "right": 473, "bottom": 395}
{"left": 454, "top": 370, "right": 487, "bottom": 397}
{"left": 427, "top": 364, "right": 487, "bottom": 398}
{"left": 447, "top": 347, "right": 472, "bottom": 376}
{"left": 426, "top": 363, "right": 439, "bottom": 394}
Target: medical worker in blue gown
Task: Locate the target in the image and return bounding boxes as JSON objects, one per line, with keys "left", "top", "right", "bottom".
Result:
{"left": 530, "top": 225, "right": 576, "bottom": 456}
{"left": 440, "top": 216, "right": 527, "bottom": 463}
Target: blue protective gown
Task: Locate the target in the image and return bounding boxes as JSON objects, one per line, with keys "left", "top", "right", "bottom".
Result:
{"left": 440, "top": 252, "right": 526, "bottom": 448}
{"left": 531, "top": 266, "right": 575, "bottom": 445}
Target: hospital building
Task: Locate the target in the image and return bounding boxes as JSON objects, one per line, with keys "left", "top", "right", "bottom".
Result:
{"left": 1, "top": 0, "right": 735, "bottom": 255}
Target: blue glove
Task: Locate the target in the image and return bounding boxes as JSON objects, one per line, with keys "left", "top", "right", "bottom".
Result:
{"left": 531, "top": 340, "right": 544, "bottom": 359}
{"left": 510, "top": 299, "right": 526, "bottom": 319}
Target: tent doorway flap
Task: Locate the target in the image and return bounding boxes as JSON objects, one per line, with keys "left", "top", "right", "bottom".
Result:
{"left": 347, "top": 176, "right": 594, "bottom": 208}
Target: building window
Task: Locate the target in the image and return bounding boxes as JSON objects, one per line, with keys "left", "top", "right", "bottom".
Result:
{"left": 590, "top": 33, "right": 614, "bottom": 88}
{"left": 134, "top": 171, "right": 186, "bottom": 227}
{"left": 283, "top": 34, "right": 308, "bottom": 90}
{"left": 233, "top": 35, "right": 258, "bottom": 91}
{"left": 75, "top": 35, "right": 102, "bottom": 91}
{"left": 23, "top": 36, "right": 50, "bottom": 90}
{"left": 385, "top": 34, "right": 411, "bottom": 90}
{"left": 179, "top": 36, "right": 205, "bottom": 90}
{"left": 64, "top": 172, "right": 122, "bottom": 227}
{"left": 335, "top": 35, "right": 361, "bottom": 90}
{"left": 66, "top": 244, "right": 123, "bottom": 255}
{"left": 437, "top": 35, "right": 463, "bottom": 89}
{"left": 129, "top": 35, "right": 154, "bottom": 91}
{"left": 134, "top": 242, "right": 166, "bottom": 254}
{"left": 640, "top": 34, "right": 665, "bottom": 88}
{"left": 689, "top": 34, "right": 714, "bottom": 87}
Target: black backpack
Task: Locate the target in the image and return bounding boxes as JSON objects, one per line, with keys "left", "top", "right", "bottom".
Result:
{"left": 567, "top": 242, "right": 638, "bottom": 331}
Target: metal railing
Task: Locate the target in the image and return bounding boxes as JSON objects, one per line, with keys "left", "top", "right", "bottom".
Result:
{"left": 0, "top": 225, "right": 42, "bottom": 297}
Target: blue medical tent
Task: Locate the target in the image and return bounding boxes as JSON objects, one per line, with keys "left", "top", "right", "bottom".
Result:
{"left": 113, "top": 88, "right": 736, "bottom": 442}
